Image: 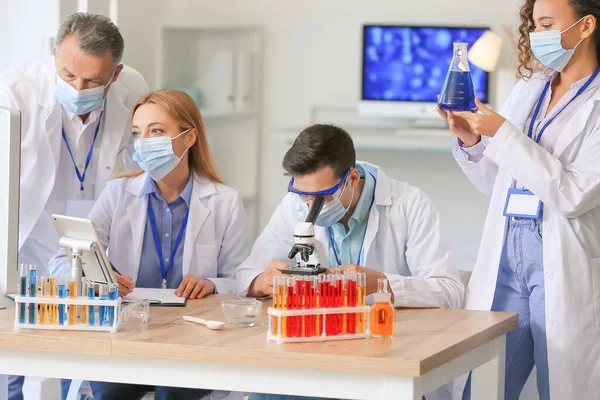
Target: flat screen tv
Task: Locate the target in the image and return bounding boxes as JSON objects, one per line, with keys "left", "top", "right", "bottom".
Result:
{"left": 359, "top": 25, "right": 489, "bottom": 119}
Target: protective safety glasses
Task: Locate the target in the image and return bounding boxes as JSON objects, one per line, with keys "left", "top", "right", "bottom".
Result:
{"left": 287, "top": 169, "right": 350, "bottom": 202}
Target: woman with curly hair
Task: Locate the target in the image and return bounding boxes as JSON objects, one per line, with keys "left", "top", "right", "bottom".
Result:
{"left": 436, "top": 0, "right": 600, "bottom": 399}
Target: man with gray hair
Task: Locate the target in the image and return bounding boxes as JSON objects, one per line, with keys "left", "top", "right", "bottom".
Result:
{"left": 0, "top": 12, "right": 148, "bottom": 400}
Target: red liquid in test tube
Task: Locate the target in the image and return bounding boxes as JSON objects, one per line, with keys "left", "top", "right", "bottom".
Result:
{"left": 329, "top": 276, "right": 337, "bottom": 336}
{"left": 347, "top": 276, "right": 357, "bottom": 334}
{"left": 336, "top": 276, "right": 343, "bottom": 335}
{"left": 295, "top": 278, "right": 303, "bottom": 337}
{"left": 323, "top": 279, "right": 331, "bottom": 336}
{"left": 305, "top": 278, "right": 315, "bottom": 337}
{"left": 287, "top": 281, "right": 296, "bottom": 337}
{"left": 317, "top": 277, "right": 324, "bottom": 336}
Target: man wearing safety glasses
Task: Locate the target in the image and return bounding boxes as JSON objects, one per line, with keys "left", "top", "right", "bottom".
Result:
{"left": 237, "top": 124, "right": 464, "bottom": 309}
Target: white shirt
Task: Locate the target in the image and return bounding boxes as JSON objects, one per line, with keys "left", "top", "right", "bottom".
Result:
{"left": 18, "top": 104, "right": 105, "bottom": 273}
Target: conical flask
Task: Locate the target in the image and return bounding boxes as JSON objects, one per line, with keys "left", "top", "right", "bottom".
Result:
{"left": 438, "top": 43, "right": 477, "bottom": 112}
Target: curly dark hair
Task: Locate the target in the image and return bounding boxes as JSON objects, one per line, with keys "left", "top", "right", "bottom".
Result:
{"left": 517, "top": 0, "right": 600, "bottom": 78}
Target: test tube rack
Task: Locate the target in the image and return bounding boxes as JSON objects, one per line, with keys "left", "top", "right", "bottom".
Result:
{"left": 13, "top": 295, "right": 122, "bottom": 334}
{"left": 268, "top": 272, "right": 371, "bottom": 343}
{"left": 267, "top": 305, "right": 371, "bottom": 343}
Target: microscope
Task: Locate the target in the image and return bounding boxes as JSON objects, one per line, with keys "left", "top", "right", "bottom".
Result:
{"left": 283, "top": 196, "right": 328, "bottom": 276}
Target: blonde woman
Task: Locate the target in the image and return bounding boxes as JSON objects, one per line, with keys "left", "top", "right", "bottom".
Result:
{"left": 50, "top": 89, "right": 250, "bottom": 399}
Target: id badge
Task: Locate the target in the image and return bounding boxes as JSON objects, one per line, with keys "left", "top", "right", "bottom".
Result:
{"left": 503, "top": 188, "right": 542, "bottom": 219}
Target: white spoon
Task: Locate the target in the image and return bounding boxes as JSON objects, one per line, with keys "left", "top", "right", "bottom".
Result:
{"left": 183, "top": 315, "right": 225, "bottom": 330}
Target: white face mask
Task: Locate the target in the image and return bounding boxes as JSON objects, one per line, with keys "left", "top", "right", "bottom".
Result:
{"left": 529, "top": 17, "right": 586, "bottom": 72}
{"left": 54, "top": 73, "right": 113, "bottom": 115}
{"left": 132, "top": 129, "right": 191, "bottom": 181}
{"left": 314, "top": 179, "right": 354, "bottom": 227}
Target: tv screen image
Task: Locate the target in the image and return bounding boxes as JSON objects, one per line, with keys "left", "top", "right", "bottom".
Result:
{"left": 362, "top": 25, "right": 489, "bottom": 104}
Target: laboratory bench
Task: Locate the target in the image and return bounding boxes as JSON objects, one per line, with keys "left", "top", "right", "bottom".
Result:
{"left": 0, "top": 294, "right": 517, "bottom": 400}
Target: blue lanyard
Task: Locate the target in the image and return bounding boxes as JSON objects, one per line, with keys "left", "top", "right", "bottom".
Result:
{"left": 327, "top": 172, "right": 377, "bottom": 267}
{"left": 528, "top": 68, "right": 600, "bottom": 144}
{"left": 147, "top": 199, "right": 190, "bottom": 288}
{"left": 61, "top": 111, "right": 104, "bottom": 191}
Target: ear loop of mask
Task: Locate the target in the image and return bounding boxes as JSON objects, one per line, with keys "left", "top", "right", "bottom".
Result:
{"left": 562, "top": 16, "right": 587, "bottom": 50}
{"left": 337, "top": 171, "right": 357, "bottom": 210}
{"left": 175, "top": 128, "right": 193, "bottom": 159}
{"left": 562, "top": 16, "right": 586, "bottom": 34}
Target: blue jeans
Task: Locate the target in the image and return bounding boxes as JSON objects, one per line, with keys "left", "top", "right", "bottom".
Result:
{"left": 89, "top": 381, "right": 210, "bottom": 400}
{"left": 8, "top": 376, "right": 71, "bottom": 400}
{"left": 462, "top": 217, "right": 550, "bottom": 400}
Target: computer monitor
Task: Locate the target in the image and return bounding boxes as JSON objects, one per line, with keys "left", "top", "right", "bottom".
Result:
{"left": 0, "top": 107, "right": 21, "bottom": 296}
{"left": 359, "top": 25, "right": 489, "bottom": 119}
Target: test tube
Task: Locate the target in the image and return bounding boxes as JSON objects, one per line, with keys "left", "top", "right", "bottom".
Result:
{"left": 99, "top": 284, "right": 109, "bottom": 326}
{"left": 342, "top": 275, "right": 349, "bottom": 334}
{"left": 278, "top": 276, "right": 287, "bottom": 337}
{"left": 49, "top": 277, "right": 57, "bottom": 324}
{"left": 28, "top": 265, "right": 37, "bottom": 324}
{"left": 18, "top": 264, "right": 28, "bottom": 324}
{"left": 272, "top": 276, "right": 281, "bottom": 336}
{"left": 318, "top": 274, "right": 328, "bottom": 336}
{"left": 295, "top": 277, "right": 305, "bottom": 338}
{"left": 316, "top": 274, "right": 323, "bottom": 336}
{"left": 356, "top": 273, "right": 366, "bottom": 333}
{"left": 39, "top": 276, "right": 48, "bottom": 324}
{"left": 286, "top": 277, "right": 296, "bottom": 337}
{"left": 304, "top": 276, "right": 315, "bottom": 337}
{"left": 322, "top": 275, "right": 330, "bottom": 336}
{"left": 335, "top": 274, "right": 343, "bottom": 335}
{"left": 347, "top": 273, "right": 357, "bottom": 334}
{"left": 108, "top": 283, "right": 118, "bottom": 326}
{"left": 68, "top": 278, "right": 78, "bottom": 325}
{"left": 80, "top": 278, "right": 88, "bottom": 325}
{"left": 87, "top": 280, "right": 95, "bottom": 326}
{"left": 58, "top": 276, "right": 68, "bottom": 325}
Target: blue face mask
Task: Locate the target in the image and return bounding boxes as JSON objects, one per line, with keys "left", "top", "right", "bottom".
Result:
{"left": 529, "top": 17, "right": 585, "bottom": 72}
{"left": 132, "top": 129, "right": 191, "bottom": 181}
{"left": 314, "top": 179, "right": 354, "bottom": 228}
{"left": 54, "top": 73, "right": 112, "bottom": 115}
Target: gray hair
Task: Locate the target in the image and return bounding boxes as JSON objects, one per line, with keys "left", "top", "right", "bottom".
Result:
{"left": 56, "top": 13, "right": 124, "bottom": 65}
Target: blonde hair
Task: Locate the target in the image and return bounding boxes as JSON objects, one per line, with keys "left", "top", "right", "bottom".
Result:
{"left": 120, "top": 89, "right": 223, "bottom": 184}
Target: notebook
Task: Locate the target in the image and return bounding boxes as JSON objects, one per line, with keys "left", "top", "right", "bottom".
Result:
{"left": 124, "top": 288, "right": 187, "bottom": 306}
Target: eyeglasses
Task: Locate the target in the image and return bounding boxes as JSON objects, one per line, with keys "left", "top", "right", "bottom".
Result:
{"left": 287, "top": 169, "right": 350, "bottom": 202}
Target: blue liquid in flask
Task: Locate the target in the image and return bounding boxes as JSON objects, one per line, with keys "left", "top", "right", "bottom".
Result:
{"left": 438, "top": 42, "right": 477, "bottom": 112}
{"left": 438, "top": 71, "right": 477, "bottom": 112}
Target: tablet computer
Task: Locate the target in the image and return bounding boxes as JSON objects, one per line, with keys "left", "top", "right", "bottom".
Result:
{"left": 52, "top": 214, "right": 116, "bottom": 285}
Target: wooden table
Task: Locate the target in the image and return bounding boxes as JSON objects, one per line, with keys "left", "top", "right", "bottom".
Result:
{"left": 0, "top": 295, "right": 517, "bottom": 400}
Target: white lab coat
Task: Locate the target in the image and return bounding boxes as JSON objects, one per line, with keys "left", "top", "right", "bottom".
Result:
{"left": 0, "top": 56, "right": 149, "bottom": 251}
{"left": 449, "top": 75, "right": 600, "bottom": 400}
{"left": 237, "top": 162, "right": 463, "bottom": 309}
{"left": 49, "top": 171, "right": 251, "bottom": 296}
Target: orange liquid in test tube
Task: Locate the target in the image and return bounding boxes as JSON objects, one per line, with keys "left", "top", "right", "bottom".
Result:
{"left": 272, "top": 277, "right": 287, "bottom": 337}
{"left": 49, "top": 278, "right": 57, "bottom": 324}
{"left": 69, "top": 280, "right": 77, "bottom": 325}
{"left": 38, "top": 277, "right": 48, "bottom": 324}
{"left": 356, "top": 273, "right": 367, "bottom": 333}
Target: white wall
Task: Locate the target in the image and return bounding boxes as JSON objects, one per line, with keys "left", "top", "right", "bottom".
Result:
{"left": 0, "top": 0, "right": 61, "bottom": 72}
{"left": 116, "top": 0, "right": 523, "bottom": 270}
